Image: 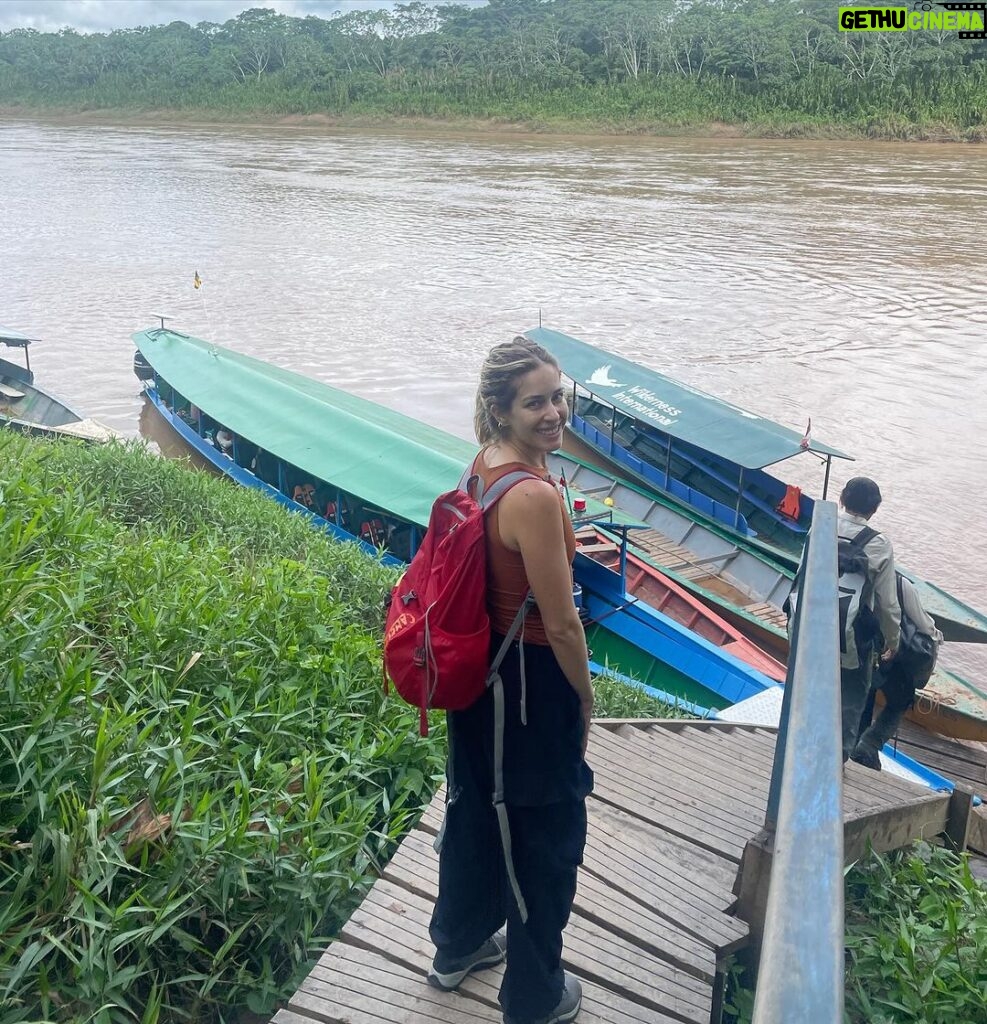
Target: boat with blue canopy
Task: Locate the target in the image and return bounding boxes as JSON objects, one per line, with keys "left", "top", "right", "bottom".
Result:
{"left": 525, "top": 325, "right": 852, "bottom": 555}
{"left": 527, "top": 326, "right": 987, "bottom": 648}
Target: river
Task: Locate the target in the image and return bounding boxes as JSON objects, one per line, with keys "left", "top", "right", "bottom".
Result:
{"left": 1, "top": 119, "right": 985, "bottom": 678}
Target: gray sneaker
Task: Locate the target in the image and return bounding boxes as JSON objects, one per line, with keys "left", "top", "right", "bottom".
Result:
{"left": 504, "top": 972, "right": 582, "bottom": 1024}
{"left": 428, "top": 932, "right": 506, "bottom": 991}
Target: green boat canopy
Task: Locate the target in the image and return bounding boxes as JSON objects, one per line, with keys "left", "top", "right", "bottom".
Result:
{"left": 133, "top": 328, "right": 476, "bottom": 527}
{"left": 525, "top": 327, "right": 853, "bottom": 471}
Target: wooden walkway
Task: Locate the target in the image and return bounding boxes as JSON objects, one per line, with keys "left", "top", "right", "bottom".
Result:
{"left": 271, "top": 720, "right": 952, "bottom": 1024}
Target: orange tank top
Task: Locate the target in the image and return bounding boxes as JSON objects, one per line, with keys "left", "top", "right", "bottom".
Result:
{"left": 473, "top": 452, "right": 577, "bottom": 646}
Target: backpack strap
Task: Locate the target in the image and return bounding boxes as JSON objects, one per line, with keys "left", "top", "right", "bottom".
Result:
{"left": 843, "top": 525, "right": 879, "bottom": 553}
{"left": 470, "top": 464, "right": 546, "bottom": 927}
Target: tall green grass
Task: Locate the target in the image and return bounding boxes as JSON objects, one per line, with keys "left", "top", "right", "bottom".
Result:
{"left": 0, "top": 434, "right": 436, "bottom": 1022}
{"left": 723, "top": 841, "right": 987, "bottom": 1024}
{"left": 0, "top": 433, "right": 693, "bottom": 1022}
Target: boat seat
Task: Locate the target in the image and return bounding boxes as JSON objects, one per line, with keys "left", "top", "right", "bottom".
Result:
{"left": 0, "top": 384, "right": 25, "bottom": 400}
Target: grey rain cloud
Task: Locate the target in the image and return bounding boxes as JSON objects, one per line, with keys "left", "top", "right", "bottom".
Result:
{"left": 0, "top": 1, "right": 405, "bottom": 33}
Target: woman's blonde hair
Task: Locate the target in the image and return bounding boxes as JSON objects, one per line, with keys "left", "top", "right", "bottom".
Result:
{"left": 474, "top": 335, "right": 560, "bottom": 444}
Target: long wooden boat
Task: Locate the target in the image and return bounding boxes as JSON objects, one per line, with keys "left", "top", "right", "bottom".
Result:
{"left": 530, "top": 326, "right": 987, "bottom": 648}
{"left": 132, "top": 325, "right": 779, "bottom": 711}
{"left": 549, "top": 449, "right": 796, "bottom": 614}
{"left": 552, "top": 445, "right": 987, "bottom": 741}
{"left": 1, "top": 328, "right": 116, "bottom": 441}
{"left": 574, "top": 524, "right": 787, "bottom": 683}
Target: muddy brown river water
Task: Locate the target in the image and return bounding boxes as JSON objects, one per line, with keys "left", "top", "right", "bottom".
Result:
{"left": 2, "top": 119, "right": 985, "bottom": 676}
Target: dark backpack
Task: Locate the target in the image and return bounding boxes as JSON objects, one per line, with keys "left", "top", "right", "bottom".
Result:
{"left": 837, "top": 526, "right": 881, "bottom": 661}
{"left": 893, "top": 573, "right": 940, "bottom": 689}
{"left": 383, "top": 467, "right": 536, "bottom": 736}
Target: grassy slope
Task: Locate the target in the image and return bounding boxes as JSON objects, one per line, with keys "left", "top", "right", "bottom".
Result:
{"left": 0, "top": 433, "right": 686, "bottom": 1023}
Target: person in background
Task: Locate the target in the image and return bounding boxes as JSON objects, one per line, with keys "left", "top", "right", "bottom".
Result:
{"left": 428, "top": 336, "right": 592, "bottom": 1024}
{"left": 837, "top": 477, "right": 900, "bottom": 764}
{"left": 852, "top": 574, "right": 940, "bottom": 770}
{"left": 215, "top": 427, "right": 234, "bottom": 454}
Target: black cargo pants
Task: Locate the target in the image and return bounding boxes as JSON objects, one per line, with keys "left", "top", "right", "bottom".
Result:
{"left": 429, "top": 637, "right": 590, "bottom": 1023}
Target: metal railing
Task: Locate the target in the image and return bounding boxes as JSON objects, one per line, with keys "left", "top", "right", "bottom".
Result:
{"left": 752, "top": 500, "right": 844, "bottom": 1023}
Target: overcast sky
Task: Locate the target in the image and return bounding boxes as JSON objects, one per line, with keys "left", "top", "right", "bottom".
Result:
{"left": 0, "top": 1, "right": 464, "bottom": 33}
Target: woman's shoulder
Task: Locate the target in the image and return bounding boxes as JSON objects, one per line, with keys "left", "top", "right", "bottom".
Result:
{"left": 497, "top": 475, "right": 560, "bottom": 522}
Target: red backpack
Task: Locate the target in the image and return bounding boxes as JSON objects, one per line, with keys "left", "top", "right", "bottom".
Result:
{"left": 383, "top": 467, "right": 537, "bottom": 735}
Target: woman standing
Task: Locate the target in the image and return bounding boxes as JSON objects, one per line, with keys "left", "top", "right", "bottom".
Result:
{"left": 428, "top": 336, "right": 594, "bottom": 1024}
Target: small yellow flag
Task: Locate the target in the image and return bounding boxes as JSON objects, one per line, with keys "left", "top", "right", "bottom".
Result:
{"left": 193, "top": 271, "right": 202, "bottom": 290}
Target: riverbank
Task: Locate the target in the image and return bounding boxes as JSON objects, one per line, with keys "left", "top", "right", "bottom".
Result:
{"left": 2, "top": 102, "right": 983, "bottom": 144}
{"left": 3, "top": 433, "right": 985, "bottom": 1022}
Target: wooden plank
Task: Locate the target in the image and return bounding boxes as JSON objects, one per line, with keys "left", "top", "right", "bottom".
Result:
{"left": 843, "top": 792, "right": 952, "bottom": 864}
{"left": 593, "top": 720, "right": 772, "bottom": 734}
{"left": 591, "top": 726, "right": 769, "bottom": 822}
{"left": 895, "top": 719, "right": 987, "bottom": 768}
{"left": 562, "top": 916, "right": 711, "bottom": 1024}
{"left": 301, "top": 942, "right": 501, "bottom": 1024}
{"left": 894, "top": 740, "right": 987, "bottom": 785}
{"left": 633, "top": 725, "right": 777, "bottom": 786}
{"left": 588, "top": 798, "right": 739, "bottom": 902}
{"left": 572, "top": 869, "right": 716, "bottom": 984}
{"left": 587, "top": 749, "right": 753, "bottom": 859}
{"left": 273, "top": 1010, "right": 332, "bottom": 1024}
{"left": 665, "top": 724, "right": 930, "bottom": 813}
{"left": 607, "top": 726, "right": 771, "bottom": 819}
{"left": 658, "top": 723, "right": 923, "bottom": 813}
{"left": 589, "top": 799, "right": 739, "bottom": 900}
{"left": 584, "top": 809, "right": 748, "bottom": 954}
{"left": 969, "top": 806, "right": 987, "bottom": 855}
{"left": 383, "top": 829, "right": 717, "bottom": 985}
{"left": 340, "top": 878, "right": 503, "bottom": 1007}
{"left": 945, "top": 785, "right": 976, "bottom": 850}
{"left": 589, "top": 760, "right": 749, "bottom": 862}
{"left": 338, "top": 875, "right": 689, "bottom": 1024}
{"left": 299, "top": 945, "right": 500, "bottom": 1023}
{"left": 678, "top": 724, "right": 779, "bottom": 761}
{"left": 580, "top": 541, "right": 622, "bottom": 554}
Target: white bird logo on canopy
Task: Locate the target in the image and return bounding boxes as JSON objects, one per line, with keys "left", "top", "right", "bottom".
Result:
{"left": 587, "top": 364, "right": 624, "bottom": 387}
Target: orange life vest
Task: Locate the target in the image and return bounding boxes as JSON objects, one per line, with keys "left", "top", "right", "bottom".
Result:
{"left": 776, "top": 484, "right": 802, "bottom": 521}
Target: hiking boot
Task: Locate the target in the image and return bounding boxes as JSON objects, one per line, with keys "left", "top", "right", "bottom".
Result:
{"left": 504, "top": 972, "right": 582, "bottom": 1024}
{"left": 850, "top": 745, "right": 882, "bottom": 771}
{"left": 428, "top": 932, "right": 506, "bottom": 991}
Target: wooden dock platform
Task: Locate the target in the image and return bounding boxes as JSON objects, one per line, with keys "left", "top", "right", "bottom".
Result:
{"left": 271, "top": 720, "right": 951, "bottom": 1024}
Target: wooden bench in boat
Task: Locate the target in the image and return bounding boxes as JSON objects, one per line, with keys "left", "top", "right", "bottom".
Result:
{"left": 0, "top": 383, "right": 25, "bottom": 400}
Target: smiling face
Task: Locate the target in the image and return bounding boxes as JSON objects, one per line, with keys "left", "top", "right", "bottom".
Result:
{"left": 494, "top": 362, "right": 568, "bottom": 463}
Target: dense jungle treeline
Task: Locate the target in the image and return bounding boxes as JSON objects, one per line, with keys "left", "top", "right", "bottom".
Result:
{"left": 1, "top": 0, "right": 986, "bottom": 138}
